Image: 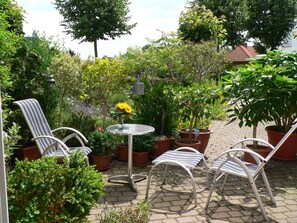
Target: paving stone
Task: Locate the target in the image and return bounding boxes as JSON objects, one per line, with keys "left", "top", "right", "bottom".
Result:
{"left": 87, "top": 120, "right": 297, "bottom": 222}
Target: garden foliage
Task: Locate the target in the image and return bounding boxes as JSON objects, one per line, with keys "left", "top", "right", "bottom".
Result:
{"left": 8, "top": 152, "right": 105, "bottom": 223}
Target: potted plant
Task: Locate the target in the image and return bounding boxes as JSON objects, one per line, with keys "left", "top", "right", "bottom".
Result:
{"left": 223, "top": 50, "right": 297, "bottom": 161}
{"left": 133, "top": 134, "right": 155, "bottom": 167}
{"left": 173, "top": 80, "right": 219, "bottom": 153}
{"left": 254, "top": 51, "right": 297, "bottom": 160}
{"left": 117, "top": 135, "right": 128, "bottom": 162}
{"left": 88, "top": 127, "right": 117, "bottom": 170}
{"left": 222, "top": 63, "right": 274, "bottom": 163}
{"left": 133, "top": 79, "right": 179, "bottom": 158}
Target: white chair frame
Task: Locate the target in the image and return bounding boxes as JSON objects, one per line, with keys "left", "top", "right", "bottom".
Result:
{"left": 205, "top": 122, "right": 297, "bottom": 221}
{"left": 145, "top": 147, "right": 209, "bottom": 206}
{"left": 14, "top": 98, "right": 92, "bottom": 163}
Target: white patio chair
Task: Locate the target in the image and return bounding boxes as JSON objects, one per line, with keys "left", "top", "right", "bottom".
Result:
{"left": 205, "top": 122, "right": 297, "bottom": 221}
{"left": 145, "top": 147, "right": 209, "bottom": 206}
{"left": 14, "top": 98, "right": 92, "bottom": 163}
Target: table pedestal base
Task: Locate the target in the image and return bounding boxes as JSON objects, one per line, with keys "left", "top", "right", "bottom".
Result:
{"left": 108, "top": 174, "right": 147, "bottom": 191}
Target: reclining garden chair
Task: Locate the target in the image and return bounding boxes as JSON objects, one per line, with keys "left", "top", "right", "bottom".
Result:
{"left": 145, "top": 147, "right": 209, "bottom": 206}
{"left": 205, "top": 122, "right": 297, "bottom": 221}
{"left": 14, "top": 98, "right": 92, "bottom": 163}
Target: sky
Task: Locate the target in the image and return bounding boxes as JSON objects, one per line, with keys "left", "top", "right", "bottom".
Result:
{"left": 17, "top": 0, "right": 189, "bottom": 59}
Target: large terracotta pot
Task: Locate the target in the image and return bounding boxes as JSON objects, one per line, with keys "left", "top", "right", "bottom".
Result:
{"left": 266, "top": 125, "right": 297, "bottom": 160}
{"left": 117, "top": 145, "right": 128, "bottom": 162}
{"left": 133, "top": 151, "right": 149, "bottom": 167}
{"left": 178, "top": 128, "right": 210, "bottom": 153}
{"left": 175, "top": 139, "right": 201, "bottom": 151}
{"left": 244, "top": 145, "right": 271, "bottom": 164}
{"left": 91, "top": 154, "right": 111, "bottom": 171}
{"left": 150, "top": 138, "right": 173, "bottom": 159}
{"left": 17, "top": 145, "right": 41, "bottom": 161}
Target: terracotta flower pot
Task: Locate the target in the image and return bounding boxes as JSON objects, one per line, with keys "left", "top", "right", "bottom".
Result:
{"left": 133, "top": 151, "right": 149, "bottom": 167}
{"left": 175, "top": 139, "right": 201, "bottom": 151}
{"left": 117, "top": 145, "right": 128, "bottom": 162}
{"left": 266, "top": 125, "right": 297, "bottom": 160}
{"left": 17, "top": 145, "right": 41, "bottom": 161}
{"left": 244, "top": 144, "right": 271, "bottom": 164}
{"left": 150, "top": 138, "right": 173, "bottom": 159}
{"left": 91, "top": 154, "right": 111, "bottom": 171}
{"left": 178, "top": 128, "right": 211, "bottom": 153}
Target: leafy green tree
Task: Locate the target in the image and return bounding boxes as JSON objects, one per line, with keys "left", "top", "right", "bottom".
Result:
{"left": 123, "top": 32, "right": 184, "bottom": 80}
{"left": 246, "top": 0, "right": 297, "bottom": 53}
{"left": 179, "top": 41, "right": 229, "bottom": 82}
{"left": 122, "top": 33, "right": 228, "bottom": 82}
{"left": 48, "top": 52, "right": 83, "bottom": 126}
{"left": 81, "top": 57, "right": 129, "bottom": 127}
{"left": 178, "top": 3, "right": 226, "bottom": 44}
{"left": 0, "top": 0, "right": 23, "bottom": 158}
{"left": 1, "top": 0, "right": 24, "bottom": 35}
{"left": 0, "top": 0, "right": 23, "bottom": 87}
{"left": 54, "top": 0, "right": 136, "bottom": 57}
{"left": 194, "top": 0, "right": 247, "bottom": 48}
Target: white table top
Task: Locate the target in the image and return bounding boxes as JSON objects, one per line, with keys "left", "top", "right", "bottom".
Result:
{"left": 106, "top": 124, "right": 155, "bottom": 136}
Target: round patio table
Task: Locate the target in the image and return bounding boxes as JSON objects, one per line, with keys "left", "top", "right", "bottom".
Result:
{"left": 106, "top": 124, "right": 155, "bottom": 191}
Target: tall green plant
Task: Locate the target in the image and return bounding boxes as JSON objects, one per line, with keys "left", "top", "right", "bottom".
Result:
{"left": 10, "top": 32, "right": 59, "bottom": 143}
{"left": 48, "top": 52, "right": 83, "bottom": 126}
{"left": 223, "top": 50, "right": 297, "bottom": 134}
{"left": 173, "top": 80, "right": 220, "bottom": 137}
{"left": 133, "top": 79, "right": 179, "bottom": 137}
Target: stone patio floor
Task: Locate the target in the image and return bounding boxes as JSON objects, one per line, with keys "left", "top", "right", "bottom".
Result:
{"left": 88, "top": 120, "right": 297, "bottom": 223}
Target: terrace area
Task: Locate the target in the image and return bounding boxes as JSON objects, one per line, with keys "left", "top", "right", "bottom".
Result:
{"left": 88, "top": 120, "right": 297, "bottom": 223}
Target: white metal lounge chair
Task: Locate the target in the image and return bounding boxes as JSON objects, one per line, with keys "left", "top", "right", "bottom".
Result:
{"left": 14, "top": 98, "right": 92, "bottom": 163}
{"left": 205, "top": 122, "right": 297, "bottom": 221}
{"left": 145, "top": 147, "right": 209, "bottom": 206}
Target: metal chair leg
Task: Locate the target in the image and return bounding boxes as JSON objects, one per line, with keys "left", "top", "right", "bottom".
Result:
{"left": 161, "top": 164, "right": 168, "bottom": 186}
{"left": 261, "top": 171, "right": 276, "bottom": 204}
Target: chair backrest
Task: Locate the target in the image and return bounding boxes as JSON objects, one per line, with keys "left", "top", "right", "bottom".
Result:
{"left": 265, "top": 122, "right": 297, "bottom": 161}
{"left": 14, "top": 98, "right": 55, "bottom": 154}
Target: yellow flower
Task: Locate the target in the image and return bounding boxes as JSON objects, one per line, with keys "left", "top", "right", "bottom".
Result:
{"left": 116, "top": 102, "right": 132, "bottom": 115}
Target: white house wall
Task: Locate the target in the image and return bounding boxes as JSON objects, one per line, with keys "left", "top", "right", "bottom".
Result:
{"left": 281, "top": 20, "right": 297, "bottom": 52}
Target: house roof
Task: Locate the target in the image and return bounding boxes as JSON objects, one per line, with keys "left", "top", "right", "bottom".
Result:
{"left": 228, "top": 45, "right": 258, "bottom": 64}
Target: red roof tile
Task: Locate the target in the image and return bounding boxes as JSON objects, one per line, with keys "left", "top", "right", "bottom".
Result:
{"left": 228, "top": 45, "right": 258, "bottom": 64}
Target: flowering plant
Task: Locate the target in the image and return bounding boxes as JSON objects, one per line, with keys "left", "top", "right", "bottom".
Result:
{"left": 115, "top": 102, "right": 133, "bottom": 116}
{"left": 88, "top": 128, "right": 117, "bottom": 156}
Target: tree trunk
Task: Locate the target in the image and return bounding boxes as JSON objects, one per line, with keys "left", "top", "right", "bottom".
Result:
{"left": 253, "top": 125, "right": 258, "bottom": 147}
{"left": 94, "top": 40, "right": 98, "bottom": 57}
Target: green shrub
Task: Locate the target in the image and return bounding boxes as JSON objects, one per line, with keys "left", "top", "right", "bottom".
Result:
{"left": 99, "top": 200, "right": 151, "bottom": 223}
{"left": 133, "top": 134, "right": 155, "bottom": 152}
{"left": 8, "top": 152, "right": 105, "bottom": 223}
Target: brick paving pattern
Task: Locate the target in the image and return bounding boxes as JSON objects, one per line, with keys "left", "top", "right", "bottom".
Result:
{"left": 88, "top": 121, "right": 297, "bottom": 223}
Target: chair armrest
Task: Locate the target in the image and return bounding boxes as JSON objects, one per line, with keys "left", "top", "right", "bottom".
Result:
{"left": 230, "top": 138, "right": 275, "bottom": 151}
{"left": 31, "top": 135, "right": 70, "bottom": 157}
{"left": 214, "top": 137, "right": 275, "bottom": 161}
{"left": 175, "top": 147, "right": 202, "bottom": 154}
{"left": 52, "top": 127, "right": 88, "bottom": 145}
{"left": 215, "top": 148, "right": 267, "bottom": 163}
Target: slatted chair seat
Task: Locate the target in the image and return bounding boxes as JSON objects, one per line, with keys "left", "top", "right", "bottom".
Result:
{"left": 152, "top": 150, "right": 205, "bottom": 170}
{"left": 146, "top": 147, "right": 209, "bottom": 207}
{"left": 14, "top": 98, "right": 92, "bottom": 163}
{"left": 211, "top": 159, "right": 258, "bottom": 177}
{"left": 205, "top": 122, "right": 297, "bottom": 221}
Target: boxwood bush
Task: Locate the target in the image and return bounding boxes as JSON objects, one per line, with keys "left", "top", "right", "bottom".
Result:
{"left": 8, "top": 152, "right": 104, "bottom": 223}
